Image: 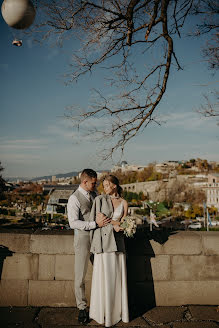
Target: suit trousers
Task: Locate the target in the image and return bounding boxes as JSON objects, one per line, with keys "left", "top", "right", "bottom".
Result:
{"left": 74, "top": 230, "right": 91, "bottom": 310}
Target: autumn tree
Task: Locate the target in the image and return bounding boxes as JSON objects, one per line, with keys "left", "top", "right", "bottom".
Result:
{"left": 137, "top": 164, "right": 155, "bottom": 182}
{"left": 31, "top": 0, "right": 218, "bottom": 157}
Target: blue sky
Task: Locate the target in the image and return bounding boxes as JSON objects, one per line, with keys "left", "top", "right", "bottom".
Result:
{"left": 0, "top": 7, "right": 218, "bottom": 178}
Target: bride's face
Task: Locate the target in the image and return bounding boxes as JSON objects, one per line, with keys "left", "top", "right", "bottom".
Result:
{"left": 103, "top": 179, "right": 117, "bottom": 195}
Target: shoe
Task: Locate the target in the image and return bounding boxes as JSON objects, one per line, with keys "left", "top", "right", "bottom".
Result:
{"left": 78, "top": 309, "right": 89, "bottom": 324}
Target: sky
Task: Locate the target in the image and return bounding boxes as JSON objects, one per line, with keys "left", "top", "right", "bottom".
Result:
{"left": 0, "top": 3, "right": 218, "bottom": 179}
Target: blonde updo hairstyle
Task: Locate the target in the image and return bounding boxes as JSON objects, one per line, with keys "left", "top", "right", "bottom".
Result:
{"left": 103, "top": 174, "right": 123, "bottom": 197}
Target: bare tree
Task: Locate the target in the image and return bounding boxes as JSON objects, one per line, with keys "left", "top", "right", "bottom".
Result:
{"left": 193, "top": 0, "right": 219, "bottom": 70}
{"left": 193, "top": 1, "right": 219, "bottom": 122}
{"left": 30, "top": 0, "right": 218, "bottom": 157}
{"left": 198, "top": 90, "right": 219, "bottom": 124}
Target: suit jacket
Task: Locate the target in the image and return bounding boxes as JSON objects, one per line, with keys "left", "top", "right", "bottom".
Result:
{"left": 89, "top": 194, "right": 126, "bottom": 254}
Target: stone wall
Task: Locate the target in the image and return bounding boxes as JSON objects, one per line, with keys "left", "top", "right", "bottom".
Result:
{"left": 121, "top": 175, "right": 206, "bottom": 202}
{"left": 0, "top": 230, "right": 218, "bottom": 307}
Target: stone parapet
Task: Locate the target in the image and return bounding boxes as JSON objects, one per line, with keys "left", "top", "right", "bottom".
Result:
{"left": 0, "top": 230, "right": 218, "bottom": 306}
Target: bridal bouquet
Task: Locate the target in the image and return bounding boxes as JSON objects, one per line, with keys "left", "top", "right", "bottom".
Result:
{"left": 120, "top": 216, "right": 137, "bottom": 238}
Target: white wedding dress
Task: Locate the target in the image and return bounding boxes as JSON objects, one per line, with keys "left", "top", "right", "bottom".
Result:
{"left": 89, "top": 202, "right": 129, "bottom": 327}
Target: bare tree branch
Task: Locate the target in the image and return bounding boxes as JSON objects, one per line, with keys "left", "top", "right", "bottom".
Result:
{"left": 27, "top": 0, "right": 219, "bottom": 158}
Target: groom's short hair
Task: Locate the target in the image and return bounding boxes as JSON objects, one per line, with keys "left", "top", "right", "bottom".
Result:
{"left": 80, "top": 168, "right": 97, "bottom": 181}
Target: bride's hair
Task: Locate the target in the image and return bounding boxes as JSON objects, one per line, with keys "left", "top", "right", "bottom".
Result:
{"left": 103, "top": 175, "right": 123, "bottom": 196}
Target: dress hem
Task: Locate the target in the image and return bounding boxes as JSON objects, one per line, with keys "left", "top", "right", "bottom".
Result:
{"left": 89, "top": 317, "right": 129, "bottom": 327}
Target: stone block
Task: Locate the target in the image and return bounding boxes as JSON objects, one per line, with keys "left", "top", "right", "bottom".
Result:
{"left": 171, "top": 255, "right": 219, "bottom": 281}
{"left": 202, "top": 232, "right": 219, "bottom": 255}
{"left": 28, "top": 280, "right": 91, "bottom": 307}
{"left": 55, "top": 255, "right": 93, "bottom": 281}
{"left": 150, "top": 232, "right": 202, "bottom": 255}
{"left": 37, "top": 307, "right": 78, "bottom": 326}
{"left": 1, "top": 253, "right": 38, "bottom": 280}
{"left": 143, "top": 306, "right": 185, "bottom": 324}
{"left": 0, "top": 307, "right": 38, "bottom": 325}
{"left": 173, "top": 323, "right": 218, "bottom": 328}
{"left": 55, "top": 255, "right": 74, "bottom": 280}
{"left": 154, "top": 281, "right": 219, "bottom": 306}
{"left": 29, "top": 280, "right": 76, "bottom": 307}
{"left": 0, "top": 280, "right": 28, "bottom": 306}
{"left": 188, "top": 305, "right": 219, "bottom": 321}
{"left": 114, "top": 317, "right": 152, "bottom": 327}
{"left": 0, "top": 232, "right": 30, "bottom": 253}
{"left": 151, "top": 255, "right": 170, "bottom": 281}
{"left": 38, "top": 254, "right": 55, "bottom": 280}
{"left": 30, "top": 234, "right": 74, "bottom": 255}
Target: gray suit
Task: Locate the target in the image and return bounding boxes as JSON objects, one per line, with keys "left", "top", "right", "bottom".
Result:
{"left": 73, "top": 189, "right": 96, "bottom": 310}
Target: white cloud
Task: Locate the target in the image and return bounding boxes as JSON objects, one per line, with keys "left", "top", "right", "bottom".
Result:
{"left": 0, "top": 138, "right": 48, "bottom": 150}
{"left": 46, "top": 118, "right": 106, "bottom": 143}
{"left": 1, "top": 152, "right": 41, "bottom": 164}
{"left": 160, "top": 111, "right": 217, "bottom": 130}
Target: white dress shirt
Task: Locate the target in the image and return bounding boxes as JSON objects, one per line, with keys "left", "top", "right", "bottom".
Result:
{"left": 67, "top": 186, "right": 97, "bottom": 230}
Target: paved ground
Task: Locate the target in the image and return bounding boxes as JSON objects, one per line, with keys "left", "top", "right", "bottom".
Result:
{"left": 0, "top": 306, "right": 219, "bottom": 328}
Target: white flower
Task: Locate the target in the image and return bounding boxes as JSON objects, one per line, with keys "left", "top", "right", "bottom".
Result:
{"left": 120, "top": 216, "right": 137, "bottom": 238}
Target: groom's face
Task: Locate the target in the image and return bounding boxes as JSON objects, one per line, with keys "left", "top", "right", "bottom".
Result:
{"left": 85, "top": 177, "right": 97, "bottom": 192}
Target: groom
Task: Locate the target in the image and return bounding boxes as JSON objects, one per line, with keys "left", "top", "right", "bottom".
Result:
{"left": 67, "top": 168, "right": 110, "bottom": 324}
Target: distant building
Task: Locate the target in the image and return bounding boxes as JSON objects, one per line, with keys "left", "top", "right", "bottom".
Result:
{"left": 155, "top": 161, "right": 179, "bottom": 174}
{"left": 45, "top": 184, "right": 79, "bottom": 216}
{"left": 111, "top": 161, "right": 147, "bottom": 173}
{"left": 97, "top": 171, "right": 110, "bottom": 179}
{"left": 206, "top": 173, "right": 219, "bottom": 209}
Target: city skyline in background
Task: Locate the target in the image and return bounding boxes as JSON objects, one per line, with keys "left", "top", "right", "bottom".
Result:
{"left": 1, "top": 9, "right": 219, "bottom": 178}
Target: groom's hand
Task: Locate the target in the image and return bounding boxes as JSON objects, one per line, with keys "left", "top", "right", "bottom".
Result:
{"left": 96, "top": 212, "right": 111, "bottom": 227}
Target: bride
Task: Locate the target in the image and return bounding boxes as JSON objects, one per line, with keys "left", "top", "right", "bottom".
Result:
{"left": 89, "top": 175, "right": 129, "bottom": 327}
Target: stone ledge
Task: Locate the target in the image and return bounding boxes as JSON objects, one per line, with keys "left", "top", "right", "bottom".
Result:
{"left": 150, "top": 231, "right": 202, "bottom": 255}
{"left": 30, "top": 234, "right": 75, "bottom": 255}
{"left": 201, "top": 232, "right": 219, "bottom": 255}
{"left": 0, "top": 233, "right": 30, "bottom": 253}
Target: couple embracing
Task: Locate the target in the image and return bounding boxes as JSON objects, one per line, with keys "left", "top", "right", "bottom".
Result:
{"left": 67, "top": 169, "right": 129, "bottom": 327}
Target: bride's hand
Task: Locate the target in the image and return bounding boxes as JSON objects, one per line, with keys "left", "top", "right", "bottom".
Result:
{"left": 113, "top": 225, "right": 123, "bottom": 232}
{"left": 111, "top": 220, "right": 120, "bottom": 226}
